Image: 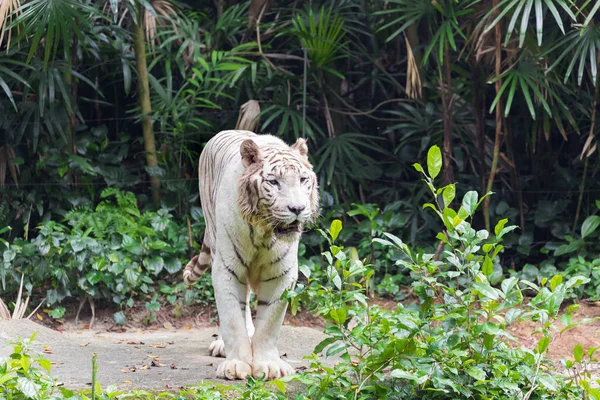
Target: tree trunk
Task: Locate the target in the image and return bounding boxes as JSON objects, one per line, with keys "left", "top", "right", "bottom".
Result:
{"left": 441, "top": 40, "right": 454, "bottom": 185}
{"left": 133, "top": 3, "right": 161, "bottom": 205}
{"left": 483, "top": 0, "right": 504, "bottom": 232}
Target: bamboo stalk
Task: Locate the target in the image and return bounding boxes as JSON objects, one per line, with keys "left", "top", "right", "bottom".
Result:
{"left": 133, "top": 2, "right": 161, "bottom": 205}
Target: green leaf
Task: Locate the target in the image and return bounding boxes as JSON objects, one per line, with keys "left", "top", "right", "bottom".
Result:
{"left": 390, "top": 369, "right": 428, "bottom": 384}
{"left": 537, "top": 336, "right": 550, "bottom": 354}
{"left": 581, "top": 215, "right": 600, "bottom": 239}
{"left": 314, "top": 337, "right": 337, "bottom": 354}
{"left": 413, "top": 163, "right": 424, "bottom": 173}
{"left": 326, "top": 342, "right": 349, "bottom": 357}
{"left": 113, "top": 311, "right": 126, "bottom": 326}
{"left": 538, "top": 374, "right": 557, "bottom": 391}
{"left": 574, "top": 343, "right": 584, "bottom": 363}
{"left": 473, "top": 282, "right": 499, "bottom": 300}
{"left": 145, "top": 256, "right": 165, "bottom": 276}
{"left": 482, "top": 256, "right": 493, "bottom": 277}
{"left": 549, "top": 275, "right": 562, "bottom": 291}
{"left": 427, "top": 145, "right": 442, "bottom": 180}
{"left": 16, "top": 377, "right": 40, "bottom": 398}
{"left": 49, "top": 306, "right": 65, "bottom": 319}
{"left": 164, "top": 257, "right": 182, "bottom": 274}
{"left": 330, "top": 307, "right": 347, "bottom": 325}
{"left": 271, "top": 379, "right": 286, "bottom": 394}
{"left": 494, "top": 218, "right": 508, "bottom": 236}
{"left": 442, "top": 184, "right": 456, "bottom": 209}
{"left": 332, "top": 275, "right": 342, "bottom": 290}
{"left": 299, "top": 264, "right": 311, "bottom": 279}
{"left": 506, "top": 308, "right": 521, "bottom": 324}
{"left": 565, "top": 275, "right": 590, "bottom": 289}
{"left": 461, "top": 191, "right": 479, "bottom": 216}
{"left": 466, "top": 366, "right": 486, "bottom": 382}
{"left": 329, "top": 220, "right": 342, "bottom": 242}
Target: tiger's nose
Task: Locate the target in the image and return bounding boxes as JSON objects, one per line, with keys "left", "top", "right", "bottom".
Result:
{"left": 288, "top": 205, "right": 306, "bottom": 215}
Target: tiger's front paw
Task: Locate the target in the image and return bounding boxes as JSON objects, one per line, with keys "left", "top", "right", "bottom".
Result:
{"left": 216, "top": 359, "right": 252, "bottom": 380}
{"left": 252, "top": 358, "right": 295, "bottom": 380}
{"left": 208, "top": 339, "right": 226, "bottom": 357}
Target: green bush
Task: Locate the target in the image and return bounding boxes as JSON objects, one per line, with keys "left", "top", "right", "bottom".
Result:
{"left": 284, "top": 146, "right": 594, "bottom": 399}
{"left": 0, "top": 333, "right": 57, "bottom": 399}
{"left": 1, "top": 189, "right": 209, "bottom": 323}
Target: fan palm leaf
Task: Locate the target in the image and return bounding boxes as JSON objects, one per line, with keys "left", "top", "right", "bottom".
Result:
{"left": 482, "top": 0, "right": 575, "bottom": 47}
{"left": 9, "top": 0, "right": 99, "bottom": 67}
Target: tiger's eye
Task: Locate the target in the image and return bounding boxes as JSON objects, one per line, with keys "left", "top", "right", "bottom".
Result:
{"left": 300, "top": 177, "right": 308, "bottom": 184}
{"left": 267, "top": 179, "right": 279, "bottom": 186}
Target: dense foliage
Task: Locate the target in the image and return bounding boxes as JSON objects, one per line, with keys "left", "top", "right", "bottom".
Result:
{"left": 3, "top": 165, "right": 600, "bottom": 397}
{"left": 2, "top": 1, "right": 600, "bottom": 397}
{"left": 0, "top": 0, "right": 599, "bottom": 265}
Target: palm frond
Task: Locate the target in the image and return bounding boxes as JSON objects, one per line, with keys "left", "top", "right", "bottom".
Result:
{"left": 547, "top": 24, "right": 600, "bottom": 86}
{"left": 0, "top": 0, "right": 22, "bottom": 49}
{"left": 11, "top": 0, "right": 99, "bottom": 67}
{"left": 482, "top": 0, "right": 575, "bottom": 47}
{"left": 292, "top": 7, "right": 348, "bottom": 73}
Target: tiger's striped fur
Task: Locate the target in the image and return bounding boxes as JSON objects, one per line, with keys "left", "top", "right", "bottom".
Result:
{"left": 183, "top": 130, "right": 319, "bottom": 380}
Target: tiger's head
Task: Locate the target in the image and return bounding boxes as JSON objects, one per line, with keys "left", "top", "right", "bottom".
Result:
{"left": 237, "top": 137, "right": 319, "bottom": 239}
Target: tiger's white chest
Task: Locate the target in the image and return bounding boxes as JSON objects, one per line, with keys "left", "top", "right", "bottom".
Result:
{"left": 233, "top": 223, "right": 298, "bottom": 291}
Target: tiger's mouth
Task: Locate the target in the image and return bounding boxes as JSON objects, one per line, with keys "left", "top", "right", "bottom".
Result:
{"left": 274, "top": 221, "right": 302, "bottom": 235}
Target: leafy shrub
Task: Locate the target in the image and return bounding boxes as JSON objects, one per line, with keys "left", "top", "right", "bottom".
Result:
{"left": 1, "top": 189, "right": 208, "bottom": 323}
{"left": 285, "top": 146, "right": 593, "bottom": 399}
{"left": 0, "top": 333, "right": 57, "bottom": 399}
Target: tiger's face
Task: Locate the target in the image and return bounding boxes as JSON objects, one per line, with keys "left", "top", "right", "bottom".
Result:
{"left": 237, "top": 138, "right": 319, "bottom": 239}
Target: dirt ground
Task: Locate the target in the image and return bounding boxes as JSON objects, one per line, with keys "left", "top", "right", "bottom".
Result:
{"left": 38, "top": 296, "right": 600, "bottom": 366}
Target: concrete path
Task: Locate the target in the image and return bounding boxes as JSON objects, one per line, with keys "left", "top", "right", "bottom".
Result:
{"left": 0, "top": 320, "right": 331, "bottom": 392}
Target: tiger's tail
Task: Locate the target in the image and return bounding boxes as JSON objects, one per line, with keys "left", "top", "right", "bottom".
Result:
{"left": 183, "top": 240, "right": 212, "bottom": 285}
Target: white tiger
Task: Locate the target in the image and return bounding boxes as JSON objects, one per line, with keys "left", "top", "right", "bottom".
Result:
{"left": 183, "top": 130, "right": 319, "bottom": 380}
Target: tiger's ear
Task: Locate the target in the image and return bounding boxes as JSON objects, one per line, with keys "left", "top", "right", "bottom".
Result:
{"left": 240, "top": 139, "right": 262, "bottom": 167}
{"left": 291, "top": 138, "right": 309, "bottom": 159}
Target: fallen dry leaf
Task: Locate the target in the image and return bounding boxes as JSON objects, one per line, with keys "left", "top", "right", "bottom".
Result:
{"left": 147, "top": 354, "right": 160, "bottom": 360}
{"left": 80, "top": 343, "right": 89, "bottom": 347}
{"left": 184, "top": 325, "right": 192, "bottom": 330}
{"left": 122, "top": 380, "right": 132, "bottom": 384}
{"left": 163, "top": 322, "right": 174, "bottom": 330}
{"left": 36, "top": 313, "right": 43, "bottom": 321}
{"left": 139, "top": 365, "right": 149, "bottom": 370}
{"left": 120, "top": 369, "right": 128, "bottom": 373}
